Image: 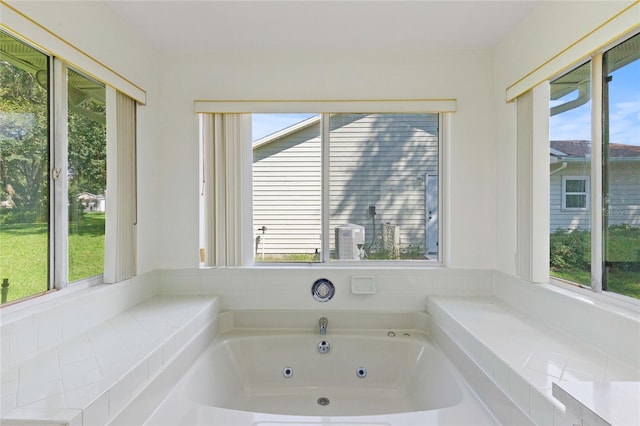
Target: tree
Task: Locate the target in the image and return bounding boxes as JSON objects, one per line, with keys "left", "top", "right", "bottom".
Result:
{"left": 0, "top": 58, "right": 49, "bottom": 223}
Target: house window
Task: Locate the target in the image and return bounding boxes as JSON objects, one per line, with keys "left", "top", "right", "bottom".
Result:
{"left": 549, "top": 32, "right": 640, "bottom": 300}
{"left": 252, "top": 113, "right": 440, "bottom": 263}
{"left": 0, "top": 31, "right": 108, "bottom": 304}
{"left": 561, "top": 176, "right": 589, "bottom": 210}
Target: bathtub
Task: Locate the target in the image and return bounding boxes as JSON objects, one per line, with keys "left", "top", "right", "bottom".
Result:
{"left": 137, "top": 311, "right": 498, "bottom": 425}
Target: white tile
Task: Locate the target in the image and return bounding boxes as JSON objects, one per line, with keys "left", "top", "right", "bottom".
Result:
{"left": 64, "top": 383, "right": 107, "bottom": 409}
{"left": 57, "top": 337, "right": 94, "bottom": 366}
{"left": 18, "top": 352, "right": 61, "bottom": 389}
{"left": 562, "top": 343, "right": 607, "bottom": 382}
{"left": 109, "top": 374, "right": 131, "bottom": 418}
{"left": 147, "top": 347, "right": 164, "bottom": 378}
{"left": 530, "top": 388, "right": 555, "bottom": 426}
{"left": 60, "top": 358, "right": 104, "bottom": 391}
{"left": 509, "top": 370, "right": 531, "bottom": 414}
{"left": 37, "top": 319, "right": 62, "bottom": 353}
{"left": 1, "top": 366, "right": 19, "bottom": 391}
{"left": 553, "top": 405, "right": 582, "bottom": 426}
{"left": 17, "top": 378, "right": 63, "bottom": 407}
{"left": 614, "top": 317, "right": 640, "bottom": 368}
{"left": 1, "top": 390, "right": 17, "bottom": 416}
{"left": 67, "top": 411, "right": 83, "bottom": 426}
{"left": 9, "top": 322, "right": 38, "bottom": 367}
{"left": 162, "top": 336, "right": 176, "bottom": 364}
{"left": 605, "top": 356, "right": 640, "bottom": 381}
{"left": 129, "top": 360, "right": 149, "bottom": 396}
{"left": 524, "top": 351, "right": 567, "bottom": 379}
{"left": 1, "top": 332, "right": 11, "bottom": 371}
{"left": 82, "top": 391, "right": 109, "bottom": 426}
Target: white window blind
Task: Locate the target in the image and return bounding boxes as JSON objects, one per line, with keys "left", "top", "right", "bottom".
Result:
{"left": 104, "top": 89, "right": 137, "bottom": 283}
{"left": 200, "top": 114, "right": 252, "bottom": 267}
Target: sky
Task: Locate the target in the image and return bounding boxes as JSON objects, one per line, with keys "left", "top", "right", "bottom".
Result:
{"left": 550, "top": 60, "right": 640, "bottom": 146}
{"left": 252, "top": 113, "right": 317, "bottom": 142}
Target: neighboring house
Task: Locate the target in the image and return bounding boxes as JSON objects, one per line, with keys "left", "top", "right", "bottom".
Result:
{"left": 76, "top": 192, "right": 106, "bottom": 213}
{"left": 550, "top": 140, "right": 640, "bottom": 232}
{"left": 253, "top": 113, "right": 439, "bottom": 257}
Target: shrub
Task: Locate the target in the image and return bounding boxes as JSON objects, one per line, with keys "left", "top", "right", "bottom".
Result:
{"left": 549, "top": 228, "right": 590, "bottom": 271}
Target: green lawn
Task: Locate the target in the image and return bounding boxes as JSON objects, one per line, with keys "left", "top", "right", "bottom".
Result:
{"left": 550, "top": 225, "right": 640, "bottom": 299}
{"left": 0, "top": 213, "right": 104, "bottom": 303}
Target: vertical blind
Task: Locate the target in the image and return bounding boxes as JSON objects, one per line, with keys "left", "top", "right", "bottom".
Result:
{"left": 104, "top": 90, "right": 137, "bottom": 283}
{"left": 201, "top": 114, "right": 252, "bottom": 267}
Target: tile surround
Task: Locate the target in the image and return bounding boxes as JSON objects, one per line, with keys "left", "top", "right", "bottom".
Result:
{"left": 1, "top": 290, "right": 219, "bottom": 425}
{"left": 1, "top": 267, "right": 638, "bottom": 425}
{"left": 428, "top": 273, "right": 640, "bottom": 426}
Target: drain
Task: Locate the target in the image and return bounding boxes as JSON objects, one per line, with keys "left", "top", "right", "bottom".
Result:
{"left": 356, "top": 367, "right": 367, "bottom": 378}
{"left": 317, "top": 397, "right": 330, "bottom": 406}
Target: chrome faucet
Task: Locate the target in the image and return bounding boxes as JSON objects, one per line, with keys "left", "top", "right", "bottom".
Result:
{"left": 319, "top": 317, "right": 328, "bottom": 335}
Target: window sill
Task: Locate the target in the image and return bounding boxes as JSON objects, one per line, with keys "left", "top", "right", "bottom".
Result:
{"left": 549, "top": 277, "right": 640, "bottom": 315}
{"left": 247, "top": 260, "right": 445, "bottom": 269}
{"left": 0, "top": 275, "right": 103, "bottom": 322}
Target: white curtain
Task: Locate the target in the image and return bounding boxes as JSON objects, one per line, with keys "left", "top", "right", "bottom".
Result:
{"left": 515, "top": 83, "right": 549, "bottom": 283}
{"left": 104, "top": 89, "right": 137, "bottom": 283}
{"left": 201, "top": 113, "right": 252, "bottom": 267}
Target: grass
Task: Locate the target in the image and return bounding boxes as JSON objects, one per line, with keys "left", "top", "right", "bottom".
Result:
{"left": 550, "top": 225, "right": 640, "bottom": 299}
{"left": 0, "top": 213, "right": 104, "bottom": 303}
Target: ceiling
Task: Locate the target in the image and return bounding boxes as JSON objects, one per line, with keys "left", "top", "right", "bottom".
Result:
{"left": 104, "top": 0, "right": 541, "bottom": 53}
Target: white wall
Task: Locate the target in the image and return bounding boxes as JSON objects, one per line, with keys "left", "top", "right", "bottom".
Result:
{"left": 4, "top": 1, "right": 161, "bottom": 274}
{"left": 492, "top": 0, "right": 637, "bottom": 275}
{"left": 156, "top": 48, "right": 497, "bottom": 269}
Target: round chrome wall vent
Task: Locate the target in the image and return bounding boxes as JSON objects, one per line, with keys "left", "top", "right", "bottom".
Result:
{"left": 312, "top": 278, "right": 335, "bottom": 302}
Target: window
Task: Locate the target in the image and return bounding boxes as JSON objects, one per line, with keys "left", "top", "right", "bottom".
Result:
{"left": 0, "top": 31, "right": 109, "bottom": 304}
{"left": 549, "top": 32, "right": 640, "bottom": 300}
{"left": 561, "top": 176, "right": 589, "bottom": 210}
{"left": 0, "top": 31, "right": 50, "bottom": 301}
{"left": 67, "top": 68, "right": 107, "bottom": 283}
{"left": 252, "top": 113, "right": 440, "bottom": 263}
{"left": 602, "top": 33, "right": 640, "bottom": 298}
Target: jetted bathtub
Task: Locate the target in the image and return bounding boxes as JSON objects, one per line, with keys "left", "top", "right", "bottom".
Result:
{"left": 140, "top": 311, "right": 498, "bottom": 425}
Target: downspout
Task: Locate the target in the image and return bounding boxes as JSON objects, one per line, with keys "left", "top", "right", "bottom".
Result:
{"left": 550, "top": 162, "right": 567, "bottom": 175}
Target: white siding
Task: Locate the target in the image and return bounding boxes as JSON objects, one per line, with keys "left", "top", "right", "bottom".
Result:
{"left": 606, "top": 161, "right": 640, "bottom": 227}
{"left": 253, "top": 124, "right": 322, "bottom": 255}
{"left": 329, "top": 114, "right": 438, "bottom": 254}
{"left": 252, "top": 113, "right": 439, "bottom": 257}
{"left": 550, "top": 161, "right": 640, "bottom": 232}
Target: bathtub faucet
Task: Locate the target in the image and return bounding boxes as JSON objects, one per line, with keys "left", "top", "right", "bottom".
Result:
{"left": 319, "top": 317, "right": 328, "bottom": 335}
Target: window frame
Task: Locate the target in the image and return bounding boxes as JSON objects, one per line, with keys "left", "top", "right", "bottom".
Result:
{"left": 197, "top": 100, "right": 454, "bottom": 268}
{"left": 561, "top": 175, "right": 590, "bottom": 211}
{"left": 547, "top": 30, "right": 640, "bottom": 305}
{"left": 0, "top": 30, "right": 114, "bottom": 304}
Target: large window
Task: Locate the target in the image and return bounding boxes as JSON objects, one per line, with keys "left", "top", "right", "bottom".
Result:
{"left": 0, "top": 31, "right": 107, "bottom": 304}
{"left": 549, "top": 33, "right": 640, "bottom": 299}
{"left": 602, "top": 33, "right": 640, "bottom": 298}
{"left": 252, "top": 113, "right": 440, "bottom": 263}
{"left": 0, "top": 31, "right": 50, "bottom": 301}
{"left": 67, "top": 69, "right": 106, "bottom": 283}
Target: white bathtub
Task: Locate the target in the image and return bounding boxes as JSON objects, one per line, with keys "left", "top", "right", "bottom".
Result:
{"left": 137, "top": 311, "right": 498, "bottom": 425}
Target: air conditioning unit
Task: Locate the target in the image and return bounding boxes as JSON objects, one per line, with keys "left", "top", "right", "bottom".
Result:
{"left": 335, "top": 224, "right": 365, "bottom": 260}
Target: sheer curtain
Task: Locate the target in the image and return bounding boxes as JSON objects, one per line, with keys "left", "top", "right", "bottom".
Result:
{"left": 515, "top": 83, "right": 549, "bottom": 283}
{"left": 104, "top": 89, "right": 137, "bottom": 283}
{"left": 201, "top": 113, "right": 252, "bottom": 267}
